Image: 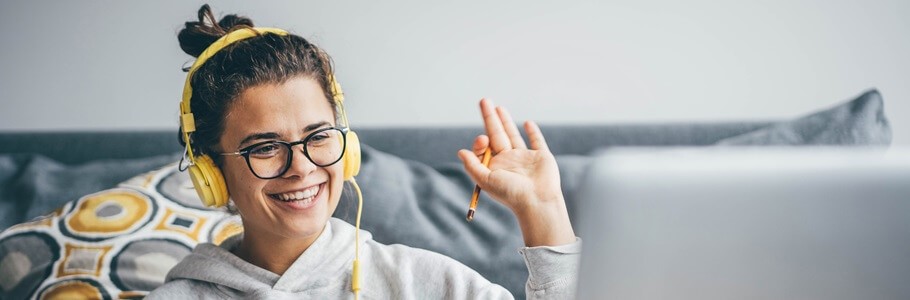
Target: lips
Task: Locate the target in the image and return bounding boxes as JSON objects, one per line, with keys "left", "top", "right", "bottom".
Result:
{"left": 268, "top": 183, "right": 323, "bottom": 208}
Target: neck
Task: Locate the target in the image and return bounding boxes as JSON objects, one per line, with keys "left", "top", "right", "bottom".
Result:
{"left": 233, "top": 223, "right": 327, "bottom": 275}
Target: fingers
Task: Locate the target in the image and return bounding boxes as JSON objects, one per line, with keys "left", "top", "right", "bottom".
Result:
{"left": 480, "top": 98, "right": 512, "bottom": 154}
{"left": 472, "top": 135, "right": 490, "bottom": 157}
{"left": 458, "top": 149, "right": 491, "bottom": 187}
{"left": 496, "top": 106, "right": 527, "bottom": 149}
{"left": 525, "top": 121, "right": 550, "bottom": 151}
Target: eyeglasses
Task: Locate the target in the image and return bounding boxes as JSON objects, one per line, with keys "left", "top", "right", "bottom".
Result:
{"left": 220, "top": 127, "right": 348, "bottom": 179}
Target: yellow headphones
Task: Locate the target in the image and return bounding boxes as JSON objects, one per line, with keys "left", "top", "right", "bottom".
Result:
{"left": 179, "top": 27, "right": 361, "bottom": 208}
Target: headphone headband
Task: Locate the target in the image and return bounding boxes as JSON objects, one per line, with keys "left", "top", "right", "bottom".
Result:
{"left": 180, "top": 27, "right": 288, "bottom": 141}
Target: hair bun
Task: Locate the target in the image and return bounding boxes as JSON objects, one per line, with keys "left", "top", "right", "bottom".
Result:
{"left": 178, "top": 4, "right": 255, "bottom": 58}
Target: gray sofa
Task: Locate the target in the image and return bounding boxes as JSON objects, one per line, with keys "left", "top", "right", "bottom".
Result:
{"left": 0, "top": 89, "right": 891, "bottom": 298}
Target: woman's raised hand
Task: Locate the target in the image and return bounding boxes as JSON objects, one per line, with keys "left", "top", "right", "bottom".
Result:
{"left": 458, "top": 99, "right": 576, "bottom": 247}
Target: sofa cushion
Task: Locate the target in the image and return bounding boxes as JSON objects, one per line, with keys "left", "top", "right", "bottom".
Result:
{"left": 0, "top": 163, "right": 239, "bottom": 300}
{"left": 716, "top": 89, "right": 891, "bottom": 146}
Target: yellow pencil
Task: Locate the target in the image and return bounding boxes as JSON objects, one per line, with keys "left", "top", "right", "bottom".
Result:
{"left": 466, "top": 148, "right": 492, "bottom": 222}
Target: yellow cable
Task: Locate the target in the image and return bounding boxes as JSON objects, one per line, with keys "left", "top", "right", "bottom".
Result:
{"left": 350, "top": 178, "right": 363, "bottom": 298}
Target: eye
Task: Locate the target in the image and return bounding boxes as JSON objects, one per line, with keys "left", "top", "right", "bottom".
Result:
{"left": 248, "top": 142, "right": 282, "bottom": 158}
{"left": 308, "top": 131, "right": 332, "bottom": 145}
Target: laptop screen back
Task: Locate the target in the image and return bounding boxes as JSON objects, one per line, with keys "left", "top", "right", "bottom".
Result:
{"left": 575, "top": 148, "right": 910, "bottom": 300}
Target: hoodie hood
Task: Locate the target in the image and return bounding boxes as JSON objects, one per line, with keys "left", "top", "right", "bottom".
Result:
{"left": 164, "top": 218, "right": 372, "bottom": 296}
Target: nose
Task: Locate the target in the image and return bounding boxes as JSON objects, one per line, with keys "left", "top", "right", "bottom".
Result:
{"left": 281, "top": 144, "right": 317, "bottom": 178}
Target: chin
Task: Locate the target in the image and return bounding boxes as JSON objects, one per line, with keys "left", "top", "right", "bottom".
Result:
{"left": 282, "top": 215, "right": 329, "bottom": 238}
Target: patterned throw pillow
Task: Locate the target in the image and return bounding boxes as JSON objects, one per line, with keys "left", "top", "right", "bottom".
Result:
{"left": 0, "top": 163, "right": 241, "bottom": 300}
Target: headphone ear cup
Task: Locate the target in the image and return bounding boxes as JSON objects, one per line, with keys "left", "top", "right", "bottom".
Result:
{"left": 187, "top": 155, "right": 229, "bottom": 207}
{"left": 343, "top": 130, "right": 361, "bottom": 180}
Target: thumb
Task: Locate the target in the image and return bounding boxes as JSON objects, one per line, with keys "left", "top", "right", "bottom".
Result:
{"left": 458, "top": 149, "right": 491, "bottom": 188}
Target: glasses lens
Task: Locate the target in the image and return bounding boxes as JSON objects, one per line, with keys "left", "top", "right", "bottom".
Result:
{"left": 307, "top": 128, "right": 345, "bottom": 166}
{"left": 247, "top": 141, "right": 289, "bottom": 178}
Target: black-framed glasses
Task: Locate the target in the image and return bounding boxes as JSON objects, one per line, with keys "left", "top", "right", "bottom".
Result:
{"left": 220, "top": 127, "right": 348, "bottom": 179}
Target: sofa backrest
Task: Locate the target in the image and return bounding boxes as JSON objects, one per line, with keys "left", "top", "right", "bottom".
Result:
{"left": 0, "top": 122, "right": 771, "bottom": 166}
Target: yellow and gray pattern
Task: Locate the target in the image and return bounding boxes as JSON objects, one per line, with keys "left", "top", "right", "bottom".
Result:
{"left": 0, "top": 163, "right": 241, "bottom": 300}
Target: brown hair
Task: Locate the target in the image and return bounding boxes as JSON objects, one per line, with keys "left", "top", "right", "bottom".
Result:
{"left": 177, "top": 4, "right": 337, "bottom": 162}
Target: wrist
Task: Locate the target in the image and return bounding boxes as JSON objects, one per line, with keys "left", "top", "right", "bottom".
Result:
{"left": 514, "top": 196, "right": 577, "bottom": 247}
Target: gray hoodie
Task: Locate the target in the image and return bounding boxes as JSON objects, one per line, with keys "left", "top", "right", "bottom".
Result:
{"left": 147, "top": 218, "right": 580, "bottom": 299}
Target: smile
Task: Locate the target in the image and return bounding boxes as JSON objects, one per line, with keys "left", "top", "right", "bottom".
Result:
{"left": 268, "top": 183, "right": 323, "bottom": 206}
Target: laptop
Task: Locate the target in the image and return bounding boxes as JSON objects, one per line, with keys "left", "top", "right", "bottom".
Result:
{"left": 575, "top": 147, "right": 910, "bottom": 300}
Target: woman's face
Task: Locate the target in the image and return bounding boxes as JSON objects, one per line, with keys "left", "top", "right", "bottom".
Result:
{"left": 217, "top": 76, "right": 343, "bottom": 242}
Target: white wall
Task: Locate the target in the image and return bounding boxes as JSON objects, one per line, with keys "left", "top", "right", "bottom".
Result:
{"left": 1, "top": 0, "right": 907, "bottom": 145}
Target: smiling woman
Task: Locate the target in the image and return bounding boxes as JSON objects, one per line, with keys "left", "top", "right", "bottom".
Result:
{"left": 146, "top": 4, "right": 580, "bottom": 300}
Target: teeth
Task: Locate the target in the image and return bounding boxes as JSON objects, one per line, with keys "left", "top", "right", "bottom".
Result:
{"left": 273, "top": 185, "right": 320, "bottom": 202}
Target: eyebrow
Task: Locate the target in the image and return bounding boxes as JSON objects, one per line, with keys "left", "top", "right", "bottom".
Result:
{"left": 237, "top": 121, "right": 332, "bottom": 148}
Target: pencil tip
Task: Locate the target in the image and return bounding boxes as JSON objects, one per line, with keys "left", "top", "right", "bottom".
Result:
{"left": 466, "top": 209, "right": 475, "bottom": 222}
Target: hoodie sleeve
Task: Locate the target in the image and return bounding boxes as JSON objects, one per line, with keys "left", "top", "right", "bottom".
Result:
{"left": 518, "top": 238, "right": 582, "bottom": 299}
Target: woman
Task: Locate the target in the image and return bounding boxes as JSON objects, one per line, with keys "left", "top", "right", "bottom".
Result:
{"left": 148, "top": 5, "right": 579, "bottom": 299}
